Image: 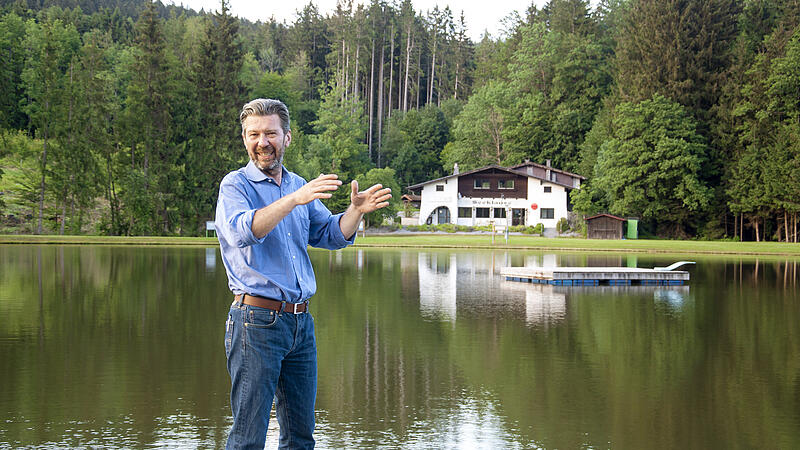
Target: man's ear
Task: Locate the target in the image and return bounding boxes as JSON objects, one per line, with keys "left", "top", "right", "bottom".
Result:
{"left": 285, "top": 129, "right": 292, "bottom": 148}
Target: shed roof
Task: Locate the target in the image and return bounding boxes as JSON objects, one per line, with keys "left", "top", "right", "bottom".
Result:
{"left": 585, "top": 213, "right": 626, "bottom": 221}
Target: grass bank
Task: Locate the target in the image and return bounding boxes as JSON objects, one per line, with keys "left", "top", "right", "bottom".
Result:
{"left": 2, "top": 233, "right": 800, "bottom": 257}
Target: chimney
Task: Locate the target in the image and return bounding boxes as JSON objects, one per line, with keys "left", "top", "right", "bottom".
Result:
{"left": 546, "top": 159, "right": 551, "bottom": 167}
{"left": 453, "top": 163, "right": 459, "bottom": 175}
{"left": 545, "top": 159, "right": 551, "bottom": 181}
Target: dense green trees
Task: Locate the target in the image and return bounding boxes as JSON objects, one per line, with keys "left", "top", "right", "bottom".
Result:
{"left": 1, "top": 0, "right": 799, "bottom": 240}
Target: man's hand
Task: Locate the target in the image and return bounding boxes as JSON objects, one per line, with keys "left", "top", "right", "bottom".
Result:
{"left": 291, "top": 173, "right": 343, "bottom": 205}
{"left": 338, "top": 180, "right": 392, "bottom": 239}
{"left": 350, "top": 180, "right": 392, "bottom": 214}
{"left": 251, "top": 174, "right": 341, "bottom": 239}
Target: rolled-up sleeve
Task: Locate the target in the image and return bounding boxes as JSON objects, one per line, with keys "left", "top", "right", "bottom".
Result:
{"left": 307, "top": 199, "right": 355, "bottom": 250}
{"left": 215, "top": 175, "right": 266, "bottom": 248}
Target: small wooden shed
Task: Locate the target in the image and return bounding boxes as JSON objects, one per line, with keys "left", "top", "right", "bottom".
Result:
{"left": 586, "top": 214, "right": 625, "bottom": 239}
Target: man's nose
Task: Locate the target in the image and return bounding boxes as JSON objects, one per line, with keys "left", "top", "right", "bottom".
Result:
{"left": 258, "top": 135, "right": 270, "bottom": 147}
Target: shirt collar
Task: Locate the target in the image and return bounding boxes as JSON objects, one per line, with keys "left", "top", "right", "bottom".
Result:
{"left": 244, "top": 160, "right": 288, "bottom": 184}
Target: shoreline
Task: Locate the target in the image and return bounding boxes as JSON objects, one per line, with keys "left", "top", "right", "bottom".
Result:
{"left": 1, "top": 233, "right": 800, "bottom": 257}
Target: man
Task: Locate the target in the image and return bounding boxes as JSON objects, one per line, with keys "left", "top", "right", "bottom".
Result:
{"left": 214, "top": 98, "right": 391, "bottom": 449}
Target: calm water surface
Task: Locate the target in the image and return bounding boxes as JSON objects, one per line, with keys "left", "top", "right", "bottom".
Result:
{"left": 1, "top": 245, "right": 799, "bottom": 449}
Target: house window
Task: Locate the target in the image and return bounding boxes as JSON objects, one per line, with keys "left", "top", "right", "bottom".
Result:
{"left": 498, "top": 179, "right": 514, "bottom": 189}
{"left": 474, "top": 179, "right": 490, "bottom": 190}
{"left": 544, "top": 186, "right": 552, "bottom": 193}
{"left": 458, "top": 207, "right": 472, "bottom": 218}
{"left": 436, "top": 185, "right": 444, "bottom": 191}
{"left": 540, "top": 208, "right": 554, "bottom": 219}
{"left": 494, "top": 208, "right": 507, "bottom": 218}
{"left": 476, "top": 208, "right": 490, "bottom": 218}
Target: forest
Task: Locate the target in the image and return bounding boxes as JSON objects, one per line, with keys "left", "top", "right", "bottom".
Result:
{"left": 0, "top": 0, "right": 798, "bottom": 240}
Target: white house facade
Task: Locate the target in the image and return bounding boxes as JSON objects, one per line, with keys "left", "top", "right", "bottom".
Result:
{"left": 408, "top": 161, "right": 584, "bottom": 230}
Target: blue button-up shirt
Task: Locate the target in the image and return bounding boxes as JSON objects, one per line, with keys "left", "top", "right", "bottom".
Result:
{"left": 215, "top": 161, "right": 355, "bottom": 302}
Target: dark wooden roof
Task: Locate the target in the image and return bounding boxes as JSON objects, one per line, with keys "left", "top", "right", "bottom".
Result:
{"left": 585, "top": 213, "right": 626, "bottom": 221}
{"left": 509, "top": 161, "right": 586, "bottom": 180}
{"left": 407, "top": 163, "right": 583, "bottom": 191}
{"left": 407, "top": 165, "right": 519, "bottom": 191}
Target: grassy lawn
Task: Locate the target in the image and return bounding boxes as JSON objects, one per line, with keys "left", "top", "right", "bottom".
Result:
{"left": 2, "top": 232, "right": 800, "bottom": 256}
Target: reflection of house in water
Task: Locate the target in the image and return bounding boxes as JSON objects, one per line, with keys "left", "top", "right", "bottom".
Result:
{"left": 413, "top": 251, "right": 694, "bottom": 326}
{"left": 524, "top": 285, "right": 566, "bottom": 326}
{"left": 416, "top": 252, "right": 562, "bottom": 323}
{"left": 417, "top": 253, "right": 458, "bottom": 321}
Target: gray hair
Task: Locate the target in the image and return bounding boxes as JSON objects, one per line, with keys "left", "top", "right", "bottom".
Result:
{"left": 239, "top": 98, "right": 290, "bottom": 133}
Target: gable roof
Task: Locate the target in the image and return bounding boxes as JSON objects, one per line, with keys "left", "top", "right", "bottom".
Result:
{"left": 585, "top": 213, "right": 625, "bottom": 221}
{"left": 407, "top": 165, "right": 519, "bottom": 190}
{"left": 510, "top": 160, "right": 586, "bottom": 180}
{"left": 407, "top": 162, "right": 584, "bottom": 191}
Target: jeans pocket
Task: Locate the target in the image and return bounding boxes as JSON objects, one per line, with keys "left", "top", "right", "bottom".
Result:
{"left": 245, "top": 306, "right": 279, "bottom": 328}
{"left": 224, "top": 314, "right": 234, "bottom": 357}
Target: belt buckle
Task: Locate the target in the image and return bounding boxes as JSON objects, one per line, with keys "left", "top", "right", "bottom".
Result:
{"left": 290, "top": 302, "right": 303, "bottom": 314}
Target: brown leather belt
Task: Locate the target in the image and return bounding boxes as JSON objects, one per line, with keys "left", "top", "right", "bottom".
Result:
{"left": 234, "top": 294, "right": 308, "bottom": 314}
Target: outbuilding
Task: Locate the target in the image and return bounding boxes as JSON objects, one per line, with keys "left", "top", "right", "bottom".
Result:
{"left": 585, "top": 214, "right": 625, "bottom": 239}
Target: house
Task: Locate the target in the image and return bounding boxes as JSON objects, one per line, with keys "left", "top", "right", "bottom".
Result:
{"left": 585, "top": 214, "right": 625, "bottom": 239}
{"left": 407, "top": 160, "right": 585, "bottom": 230}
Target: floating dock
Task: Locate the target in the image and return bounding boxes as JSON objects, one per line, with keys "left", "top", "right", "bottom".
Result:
{"left": 500, "top": 266, "right": 691, "bottom": 286}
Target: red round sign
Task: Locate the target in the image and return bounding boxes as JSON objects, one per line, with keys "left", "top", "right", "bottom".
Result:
{"left": 531, "top": 203, "right": 538, "bottom": 210}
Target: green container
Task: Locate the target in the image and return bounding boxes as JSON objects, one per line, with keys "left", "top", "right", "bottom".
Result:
{"left": 626, "top": 219, "right": 638, "bottom": 239}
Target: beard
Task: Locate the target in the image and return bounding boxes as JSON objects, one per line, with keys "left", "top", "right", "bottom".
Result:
{"left": 252, "top": 144, "right": 284, "bottom": 173}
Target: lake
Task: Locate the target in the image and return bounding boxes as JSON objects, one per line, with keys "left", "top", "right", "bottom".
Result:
{"left": 1, "top": 245, "right": 798, "bottom": 448}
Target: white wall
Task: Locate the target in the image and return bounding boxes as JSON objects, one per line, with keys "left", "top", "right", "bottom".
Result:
{"left": 418, "top": 179, "right": 459, "bottom": 225}
{"left": 417, "top": 176, "right": 572, "bottom": 228}
{"left": 526, "top": 180, "right": 568, "bottom": 228}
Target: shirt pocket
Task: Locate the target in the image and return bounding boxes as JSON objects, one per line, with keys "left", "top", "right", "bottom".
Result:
{"left": 295, "top": 204, "right": 311, "bottom": 244}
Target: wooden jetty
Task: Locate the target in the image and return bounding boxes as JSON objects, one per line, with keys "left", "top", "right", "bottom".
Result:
{"left": 500, "top": 263, "right": 693, "bottom": 286}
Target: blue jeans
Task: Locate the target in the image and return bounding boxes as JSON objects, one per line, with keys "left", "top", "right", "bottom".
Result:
{"left": 224, "top": 301, "right": 317, "bottom": 449}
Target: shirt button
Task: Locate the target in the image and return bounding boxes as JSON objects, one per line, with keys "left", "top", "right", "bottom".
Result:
{"left": 287, "top": 232, "right": 291, "bottom": 236}
{"left": 292, "top": 255, "right": 296, "bottom": 259}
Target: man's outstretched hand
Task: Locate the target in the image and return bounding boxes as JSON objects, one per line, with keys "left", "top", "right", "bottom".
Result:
{"left": 350, "top": 180, "right": 392, "bottom": 214}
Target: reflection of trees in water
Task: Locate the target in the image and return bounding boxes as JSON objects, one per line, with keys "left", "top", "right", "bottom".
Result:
{"left": 1, "top": 245, "right": 232, "bottom": 448}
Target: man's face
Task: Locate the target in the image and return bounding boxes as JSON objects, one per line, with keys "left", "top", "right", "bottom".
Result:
{"left": 242, "top": 114, "right": 291, "bottom": 174}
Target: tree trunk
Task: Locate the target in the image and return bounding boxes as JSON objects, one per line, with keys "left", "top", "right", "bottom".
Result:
{"left": 368, "top": 36, "right": 375, "bottom": 161}
{"left": 377, "top": 34, "right": 385, "bottom": 167}
{"left": 454, "top": 62, "right": 459, "bottom": 100}
{"left": 38, "top": 121, "right": 48, "bottom": 235}
{"left": 388, "top": 23, "right": 394, "bottom": 118}
{"left": 60, "top": 194, "right": 67, "bottom": 235}
{"left": 353, "top": 38, "right": 360, "bottom": 105}
{"left": 403, "top": 27, "right": 411, "bottom": 112}
{"left": 755, "top": 215, "right": 760, "bottom": 242}
{"left": 415, "top": 45, "right": 421, "bottom": 109}
{"left": 785, "top": 210, "right": 789, "bottom": 243}
{"left": 429, "top": 28, "right": 437, "bottom": 105}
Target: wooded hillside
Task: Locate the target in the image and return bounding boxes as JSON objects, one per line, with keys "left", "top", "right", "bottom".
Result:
{"left": 0, "top": 0, "right": 798, "bottom": 240}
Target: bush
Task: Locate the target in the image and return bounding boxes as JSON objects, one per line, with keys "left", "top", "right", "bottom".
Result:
{"left": 407, "top": 224, "right": 430, "bottom": 232}
{"left": 557, "top": 217, "right": 569, "bottom": 234}
{"left": 508, "top": 224, "right": 543, "bottom": 234}
{"left": 438, "top": 223, "right": 458, "bottom": 233}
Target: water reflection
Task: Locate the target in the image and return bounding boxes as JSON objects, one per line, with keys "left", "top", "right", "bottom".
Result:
{"left": 205, "top": 247, "right": 216, "bottom": 272}
{"left": 1, "top": 246, "right": 799, "bottom": 449}
{"left": 414, "top": 251, "right": 693, "bottom": 327}
{"left": 523, "top": 285, "right": 566, "bottom": 326}
{"left": 418, "top": 253, "right": 457, "bottom": 321}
